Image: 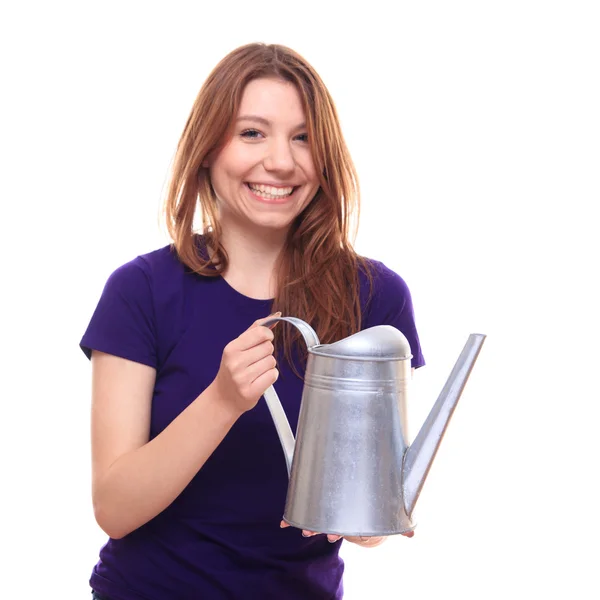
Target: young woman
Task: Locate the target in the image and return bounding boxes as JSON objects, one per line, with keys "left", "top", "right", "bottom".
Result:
{"left": 81, "top": 42, "right": 425, "bottom": 600}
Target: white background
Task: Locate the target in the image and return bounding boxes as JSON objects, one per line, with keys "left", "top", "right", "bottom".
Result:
{"left": 1, "top": 1, "right": 599, "bottom": 598}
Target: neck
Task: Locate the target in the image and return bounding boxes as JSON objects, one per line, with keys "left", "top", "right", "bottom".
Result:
{"left": 213, "top": 221, "right": 288, "bottom": 300}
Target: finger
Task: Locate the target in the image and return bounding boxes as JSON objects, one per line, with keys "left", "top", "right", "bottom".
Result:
{"left": 247, "top": 353, "right": 277, "bottom": 383}
{"left": 234, "top": 339, "right": 275, "bottom": 371}
{"left": 402, "top": 531, "right": 415, "bottom": 538}
{"left": 302, "top": 530, "right": 318, "bottom": 537}
{"left": 249, "top": 368, "right": 279, "bottom": 397}
{"left": 280, "top": 520, "right": 290, "bottom": 528}
{"left": 327, "top": 535, "right": 342, "bottom": 543}
{"left": 236, "top": 326, "right": 275, "bottom": 352}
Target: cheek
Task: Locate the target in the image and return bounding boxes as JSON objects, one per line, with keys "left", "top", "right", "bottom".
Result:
{"left": 299, "top": 154, "right": 319, "bottom": 185}
{"left": 210, "top": 160, "right": 243, "bottom": 197}
{"left": 213, "top": 144, "right": 250, "bottom": 176}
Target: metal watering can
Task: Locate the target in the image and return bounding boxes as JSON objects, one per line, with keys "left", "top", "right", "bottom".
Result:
{"left": 262, "top": 316, "right": 486, "bottom": 537}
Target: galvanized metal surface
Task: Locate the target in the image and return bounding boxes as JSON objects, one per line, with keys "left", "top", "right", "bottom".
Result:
{"left": 261, "top": 317, "right": 486, "bottom": 536}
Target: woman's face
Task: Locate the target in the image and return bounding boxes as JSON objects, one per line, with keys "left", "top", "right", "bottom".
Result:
{"left": 207, "top": 77, "right": 320, "bottom": 236}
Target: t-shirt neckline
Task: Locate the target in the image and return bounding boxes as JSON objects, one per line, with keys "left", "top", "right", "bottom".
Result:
{"left": 194, "top": 233, "right": 275, "bottom": 309}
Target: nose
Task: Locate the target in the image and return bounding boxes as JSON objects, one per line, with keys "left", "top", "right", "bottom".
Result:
{"left": 263, "top": 138, "right": 295, "bottom": 174}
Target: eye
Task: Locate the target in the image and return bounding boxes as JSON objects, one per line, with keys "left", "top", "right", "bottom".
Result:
{"left": 240, "top": 129, "right": 263, "bottom": 139}
{"left": 295, "top": 133, "right": 309, "bottom": 143}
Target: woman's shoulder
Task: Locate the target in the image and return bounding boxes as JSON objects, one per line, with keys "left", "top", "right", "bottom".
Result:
{"left": 357, "top": 255, "right": 425, "bottom": 366}
{"left": 122, "top": 243, "right": 182, "bottom": 276}
{"left": 93, "top": 244, "right": 189, "bottom": 324}
{"left": 357, "top": 255, "right": 417, "bottom": 324}
{"left": 358, "top": 256, "right": 413, "bottom": 299}
{"left": 105, "top": 243, "right": 184, "bottom": 288}
{"left": 80, "top": 244, "right": 189, "bottom": 366}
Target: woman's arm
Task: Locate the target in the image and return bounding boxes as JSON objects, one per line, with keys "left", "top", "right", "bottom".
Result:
{"left": 91, "top": 316, "right": 279, "bottom": 539}
{"left": 91, "top": 352, "right": 239, "bottom": 539}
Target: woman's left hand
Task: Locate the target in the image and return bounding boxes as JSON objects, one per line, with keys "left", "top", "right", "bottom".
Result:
{"left": 280, "top": 520, "right": 414, "bottom": 547}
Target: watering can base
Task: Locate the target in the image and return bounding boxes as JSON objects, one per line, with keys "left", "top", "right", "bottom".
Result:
{"left": 281, "top": 515, "right": 416, "bottom": 538}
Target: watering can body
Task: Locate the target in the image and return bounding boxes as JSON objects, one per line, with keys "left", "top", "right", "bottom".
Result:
{"left": 262, "top": 317, "right": 485, "bottom": 537}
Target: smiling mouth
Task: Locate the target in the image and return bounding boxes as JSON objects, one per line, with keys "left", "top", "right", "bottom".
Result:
{"left": 245, "top": 183, "right": 298, "bottom": 200}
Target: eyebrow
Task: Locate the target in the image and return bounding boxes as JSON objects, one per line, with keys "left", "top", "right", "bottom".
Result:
{"left": 236, "top": 115, "right": 307, "bottom": 129}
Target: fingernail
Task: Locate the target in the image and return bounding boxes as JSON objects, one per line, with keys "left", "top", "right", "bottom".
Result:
{"left": 328, "top": 535, "right": 341, "bottom": 543}
{"left": 360, "top": 536, "right": 370, "bottom": 542}
{"left": 269, "top": 311, "right": 282, "bottom": 317}
{"left": 302, "top": 532, "right": 310, "bottom": 537}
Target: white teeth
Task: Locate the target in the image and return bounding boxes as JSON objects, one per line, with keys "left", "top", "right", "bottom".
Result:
{"left": 248, "top": 183, "right": 294, "bottom": 197}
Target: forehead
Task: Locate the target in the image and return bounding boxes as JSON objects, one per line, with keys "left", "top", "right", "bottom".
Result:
{"left": 238, "top": 78, "right": 306, "bottom": 122}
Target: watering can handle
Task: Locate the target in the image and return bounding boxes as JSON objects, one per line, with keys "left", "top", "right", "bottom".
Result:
{"left": 261, "top": 316, "right": 320, "bottom": 348}
{"left": 261, "top": 317, "right": 320, "bottom": 476}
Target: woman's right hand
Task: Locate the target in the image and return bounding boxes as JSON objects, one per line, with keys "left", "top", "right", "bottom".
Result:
{"left": 211, "top": 312, "right": 282, "bottom": 415}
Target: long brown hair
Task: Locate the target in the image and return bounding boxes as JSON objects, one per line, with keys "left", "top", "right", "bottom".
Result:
{"left": 163, "top": 43, "right": 373, "bottom": 369}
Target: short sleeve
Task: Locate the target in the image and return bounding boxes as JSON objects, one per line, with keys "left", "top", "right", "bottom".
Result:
{"left": 362, "top": 261, "right": 425, "bottom": 369}
{"left": 80, "top": 258, "right": 158, "bottom": 369}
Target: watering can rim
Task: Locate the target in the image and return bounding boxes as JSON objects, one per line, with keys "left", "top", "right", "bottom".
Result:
{"left": 308, "top": 345, "right": 414, "bottom": 362}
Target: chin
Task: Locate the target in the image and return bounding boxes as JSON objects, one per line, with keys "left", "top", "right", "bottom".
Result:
{"left": 256, "top": 221, "right": 293, "bottom": 232}
{"left": 249, "top": 216, "right": 296, "bottom": 233}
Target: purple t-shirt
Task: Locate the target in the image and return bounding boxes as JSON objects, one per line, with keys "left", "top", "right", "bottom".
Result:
{"left": 80, "top": 237, "right": 425, "bottom": 600}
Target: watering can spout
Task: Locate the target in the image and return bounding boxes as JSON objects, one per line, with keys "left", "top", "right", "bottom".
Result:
{"left": 402, "top": 334, "right": 486, "bottom": 518}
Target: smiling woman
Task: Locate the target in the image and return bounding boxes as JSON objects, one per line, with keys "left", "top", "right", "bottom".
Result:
{"left": 163, "top": 43, "right": 376, "bottom": 357}
{"left": 80, "top": 42, "right": 425, "bottom": 600}
{"left": 205, "top": 78, "right": 320, "bottom": 234}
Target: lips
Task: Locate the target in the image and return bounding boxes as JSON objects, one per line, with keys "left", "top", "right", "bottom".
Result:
{"left": 245, "top": 182, "right": 299, "bottom": 202}
{"left": 247, "top": 182, "right": 296, "bottom": 194}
